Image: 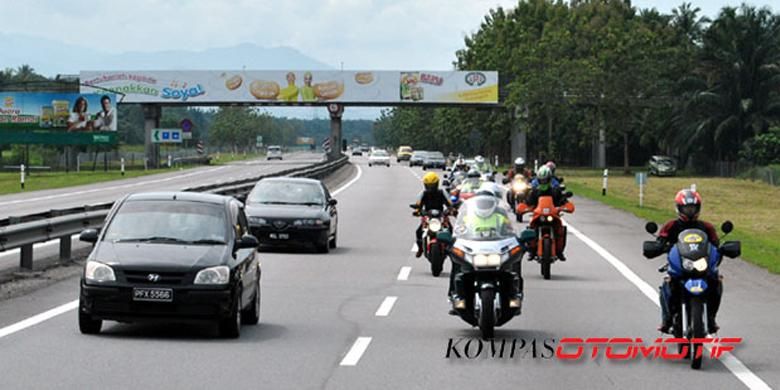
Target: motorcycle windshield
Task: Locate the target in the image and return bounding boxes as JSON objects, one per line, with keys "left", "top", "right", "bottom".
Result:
{"left": 676, "top": 228, "right": 711, "bottom": 259}
{"left": 453, "top": 197, "right": 515, "bottom": 241}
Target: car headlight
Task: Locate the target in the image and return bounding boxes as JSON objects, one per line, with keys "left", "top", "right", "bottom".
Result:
{"left": 249, "top": 216, "right": 267, "bottom": 225}
{"left": 194, "top": 266, "right": 230, "bottom": 285}
{"left": 293, "top": 219, "right": 325, "bottom": 226}
{"left": 473, "top": 253, "right": 501, "bottom": 268}
{"left": 428, "top": 219, "right": 442, "bottom": 232}
{"left": 85, "top": 261, "right": 116, "bottom": 282}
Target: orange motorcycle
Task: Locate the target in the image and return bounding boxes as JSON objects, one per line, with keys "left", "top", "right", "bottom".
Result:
{"left": 516, "top": 192, "right": 575, "bottom": 279}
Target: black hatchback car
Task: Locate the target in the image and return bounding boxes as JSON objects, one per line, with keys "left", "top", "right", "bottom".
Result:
{"left": 78, "top": 192, "right": 261, "bottom": 338}
{"left": 245, "top": 177, "right": 338, "bottom": 253}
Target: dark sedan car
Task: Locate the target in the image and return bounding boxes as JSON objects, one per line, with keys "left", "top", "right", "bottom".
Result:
{"left": 409, "top": 151, "right": 428, "bottom": 167}
{"left": 245, "top": 177, "right": 338, "bottom": 253}
{"left": 78, "top": 192, "right": 261, "bottom": 338}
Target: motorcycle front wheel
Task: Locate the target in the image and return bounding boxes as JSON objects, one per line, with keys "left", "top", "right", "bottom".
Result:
{"left": 479, "top": 289, "right": 496, "bottom": 339}
{"left": 689, "top": 296, "right": 705, "bottom": 369}
{"left": 541, "top": 238, "right": 552, "bottom": 280}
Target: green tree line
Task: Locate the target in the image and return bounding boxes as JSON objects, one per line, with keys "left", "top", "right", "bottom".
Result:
{"left": 374, "top": 1, "right": 780, "bottom": 173}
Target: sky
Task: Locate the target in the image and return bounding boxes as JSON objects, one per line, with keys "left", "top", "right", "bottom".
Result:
{"left": 0, "top": 0, "right": 767, "bottom": 120}
{"left": 1, "top": 0, "right": 763, "bottom": 71}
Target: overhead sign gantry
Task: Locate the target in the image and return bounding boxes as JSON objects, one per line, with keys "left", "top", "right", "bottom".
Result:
{"left": 80, "top": 70, "right": 499, "bottom": 165}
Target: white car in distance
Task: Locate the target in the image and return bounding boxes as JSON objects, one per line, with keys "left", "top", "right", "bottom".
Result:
{"left": 368, "top": 150, "right": 391, "bottom": 167}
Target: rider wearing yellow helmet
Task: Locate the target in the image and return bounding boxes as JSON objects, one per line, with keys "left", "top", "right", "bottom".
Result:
{"left": 413, "top": 172, "right": 453, "bottom": 257}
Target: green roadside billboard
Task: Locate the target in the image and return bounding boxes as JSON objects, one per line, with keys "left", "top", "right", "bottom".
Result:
{"left": 0, "top": 92, "right": 118, "bottom": 145}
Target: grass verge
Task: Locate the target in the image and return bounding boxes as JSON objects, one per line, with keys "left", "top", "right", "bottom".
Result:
{"left": 563, "top": 169, "right": 780, "bottom": 274}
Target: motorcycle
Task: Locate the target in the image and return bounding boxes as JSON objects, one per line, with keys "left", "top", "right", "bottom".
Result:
{"left": 411, "top": 205, "right": 452, "bottom": 276}
{"left": 438, "top": 200, "right": 536, "bottom": 339}
{"left": 516, "top": 192, "right": 575, "bottom": 280}
{"left": 643, "top": 221, "right": 741, "bottom": 370}
{"left": 502, "top": 174, "right": 531, "bottom": 222}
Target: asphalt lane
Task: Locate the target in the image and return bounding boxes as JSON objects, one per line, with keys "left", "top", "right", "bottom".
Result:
{"left": 0, "top": 152, "right": 324, "bottom": 217}
{"left": 0, "top": 158, "right": 776, "bottom": 389}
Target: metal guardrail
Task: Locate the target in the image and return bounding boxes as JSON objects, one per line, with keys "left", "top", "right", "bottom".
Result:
{"left": 0, "top": 155, "right": 349, "bottom": 271}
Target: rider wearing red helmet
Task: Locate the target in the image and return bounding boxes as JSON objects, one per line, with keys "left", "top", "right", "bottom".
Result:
{"left": 656, "top": 189, "right": 722, "bottom": 334}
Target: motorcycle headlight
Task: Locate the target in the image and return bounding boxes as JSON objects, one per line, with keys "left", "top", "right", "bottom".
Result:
{"left": 194, "top": 266, "right": 230, "bottom": 285}
{"left": 547, "top": 216, "right": 554, "bottom": 222}
{"left": 512, "top": 182, "right": 527, "bottom": 192}
{"left": 85, "top": 261, "right": 116, "bottom": 283}
{"left": 473, "top": 253, "right": 501, "bottom": 268}
{"left": 249, "top": 216, "right": 267, "bottom": 225}
{"left": 428, "top": 219, "right": 442, "bottom": 232}
{"left": 693, "top": 257, "right": 708, "bottom": 272}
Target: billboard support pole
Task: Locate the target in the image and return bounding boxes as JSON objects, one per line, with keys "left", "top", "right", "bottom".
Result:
{"left": 143, "top": 104, "right": 161, "bottom": 169}
{"left": 328, "top": 104, "right": 344, "bottom": 161}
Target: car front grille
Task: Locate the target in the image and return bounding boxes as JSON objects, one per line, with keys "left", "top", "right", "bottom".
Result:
{"left": 122, "top": 270, "right": 188, "bottom": 285}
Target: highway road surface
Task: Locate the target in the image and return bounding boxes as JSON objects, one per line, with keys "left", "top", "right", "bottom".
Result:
{"left": 0, "top": 156, "right": 776, "bottom": 390}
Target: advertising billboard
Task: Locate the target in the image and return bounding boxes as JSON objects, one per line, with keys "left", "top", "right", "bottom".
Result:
{"left": 1, "top": 92, "right": 118, "bottom": 132}
{"left": 80, "top": 70, "right": 498, "bottom": 105}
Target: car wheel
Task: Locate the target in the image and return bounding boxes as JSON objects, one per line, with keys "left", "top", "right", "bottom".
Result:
{"left": 219, "top": 291, "right": 241, "bottom": 338}
{"left": 78, "top": 309, "right": 102, "bottom": 335}
{"left": 241, "top": 278, "right": 261, "bottom": 325}
{"left": 329, "top": 231, "right": 337, "bottom": 249}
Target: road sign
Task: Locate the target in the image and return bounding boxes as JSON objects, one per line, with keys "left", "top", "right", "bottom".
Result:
{"left": 180, "top": 118, "right": 193, "bottom": 132}
{"left": 635, "top": 172, "right": 647, "bottom": 185}
{"left": 256, "top": 135, "right": 263, "bottom": 148}
{"left": 322, "top": 137, "right": 332, "bottom": 153}
{"left": 152, "top": 128, "right": 183, "bottom": 144}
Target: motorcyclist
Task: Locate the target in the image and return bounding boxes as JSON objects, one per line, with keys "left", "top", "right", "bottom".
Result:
{"left": 472, "top": 155, "right": 492, "bottom": 175}
{"left": 413, "top": 172, "right": 453, "bottom": 258}
{"left": 545, "top": 161, "right": 565, "bottom": 189}
{"left": 459, "top": 169, "right": 482, "bottom": 193}
{"left": 449, "top": 191, "right": 523, "bottom": 311}
{"left": 656, "top": 189, "right": 722, "bottom": 334}
{"left": 504, "top": 157, "right": 532, "bottom": 180}
{"left": 522, "top": 165, "right": 570, "bottom": 260}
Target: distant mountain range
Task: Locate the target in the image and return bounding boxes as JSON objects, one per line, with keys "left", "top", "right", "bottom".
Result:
{"left": 0, "top": 33, "right": 333, "bottom": 76}
{"left": 0, "top": 33, "right": 381, "bottom": 119}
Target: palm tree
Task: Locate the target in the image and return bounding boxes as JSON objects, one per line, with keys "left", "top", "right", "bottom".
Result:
{"left": 681, "top": 5, "right": 780, "bottom": 164}
{"left": 671, "top": 2, "right": 710, "bottom": 44}
{"left": 14, "top": 64, "right": 37, "bottom": 82}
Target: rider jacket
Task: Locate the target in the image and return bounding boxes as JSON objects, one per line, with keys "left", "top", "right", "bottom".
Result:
{"left": 658, "top": 219, "right": 720, "bottom": 249}
{"left": 415, "top": 189, "right": 452, "bottom": 212}
{"left": 524, "top": 186, "right": 566, "bottom": 208}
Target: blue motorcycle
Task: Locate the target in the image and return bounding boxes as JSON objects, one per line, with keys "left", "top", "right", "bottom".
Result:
{"left": 643, "top": 221, "right": 741, "bottom": 369}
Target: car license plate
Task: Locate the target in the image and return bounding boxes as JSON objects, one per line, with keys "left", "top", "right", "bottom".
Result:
{"left": 269, "top": 233, "right": 289, "bottom": 240}
{"left": 133, "top": 288, "right": 173, "bottom": 302}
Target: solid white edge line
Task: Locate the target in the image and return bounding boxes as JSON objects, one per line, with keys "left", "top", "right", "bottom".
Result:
{"left": 566, "top": 222, "right": 772, "bottom": 390}
{"left": 0, "top": 300, "right": 78, "bottom": 339}
{"left": 397, "top": 266, "right": 412, "bottom": 281}
{"left": 340, "top": 337, "right": 372, "bottom": 366}
{"left": 375, "top": 296, "right": 398, "bottom": 317}
{"left": 331, "top": 165, "right": 363, "bottom": 196}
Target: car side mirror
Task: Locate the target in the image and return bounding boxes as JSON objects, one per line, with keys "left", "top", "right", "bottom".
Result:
{"left": 79, "top": 229, "right": 98, "bottom": 243}
{"left": 237, "top": 234, "right": 259, "bottom": 249}
{"left": 328, "top": 198, "right": 338, "bottom": 206}
{"left": 721, "top": 221, "right": 733, "bottom": 234}
{"left": 645, "top": 222, "right": 658, "bottom": 235}
{"left": 720, "top": 241, "right": 741, "bottom": 258}
{"left": 643, "top": 240, "right": 665, "bottom": 258}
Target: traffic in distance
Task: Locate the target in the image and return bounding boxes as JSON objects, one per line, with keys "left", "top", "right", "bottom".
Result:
{"left": 73, "top": 145, "right": 740, "bottom": 371}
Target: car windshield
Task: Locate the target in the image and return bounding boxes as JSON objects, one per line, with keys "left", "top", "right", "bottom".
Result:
{"left": 248, "top": 181, "right": 324, "bottom": 205}
{"left": 453, "top": 196, "right": 515, "bottom": 241}
{"left": 372, "top": 151, "right": 388, "bottom": 157}
{"left": 399, "top": 147, "right": 412, "bottom": 153}
{"left": 268, "top": 147, "right": 281, "bottom": 152}
{"left": 428, "top": 152, "right": 444, "bottom": 159}
{"left": 658, "top": 158, "right": 674, "bottom": 165}
{"left": 103, "top": 200, "right": 228, "bottom": 244}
